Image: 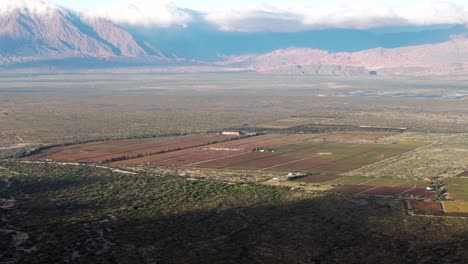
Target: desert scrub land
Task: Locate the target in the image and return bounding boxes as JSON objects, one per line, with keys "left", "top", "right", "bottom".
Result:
{"left": 345, "top": 132, "right": 468, "bottom": 179}
{"left": 2, "top": 73, "right": 468, "bottom": 159}
{"left": 1, "top": 161, "right": 468, "bottom": 263}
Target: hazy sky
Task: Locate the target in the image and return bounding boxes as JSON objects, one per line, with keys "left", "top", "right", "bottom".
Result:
{"left": 52, "top": 0, "right": 468, "bottom": 10}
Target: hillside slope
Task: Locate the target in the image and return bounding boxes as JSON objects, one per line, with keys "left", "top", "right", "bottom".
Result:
{"left": 0, "top": 4, "right": 168, "bottom": 65}
{"left": 220, "top": 35, "right": 468, "bottom": 75}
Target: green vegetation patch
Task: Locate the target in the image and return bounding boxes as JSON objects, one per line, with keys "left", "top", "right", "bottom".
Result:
{"left": 398, "top": 141, "right": 432, "bottom": 147}
{"left": 0, "top": 162, "right": 299, "bottom": 222}
{"left": 445, "top": 178, "right": 468, "bottom": 201}
{"left": 1, "top": 161, "right": 468, "bottom": 263}
{"left": 396, "top": 180, "right": 428, "bottom": 188}
{"left": 363, "top": 177, "right": 408, "bottom": 187}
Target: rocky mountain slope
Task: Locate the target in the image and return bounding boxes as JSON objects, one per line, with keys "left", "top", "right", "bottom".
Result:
{"left": 220, "top": 35, "right": 468, "bottom": 75}
{"left": 0, "top": 4, "right": 168, "bottom": 65}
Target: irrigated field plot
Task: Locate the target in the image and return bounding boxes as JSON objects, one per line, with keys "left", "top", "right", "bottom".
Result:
{"left": 443, "top": 201, "right": 468, "bottom": 215}
{"left": 329, "top": 185, "right": 434, "bottom": 198}
{"left": 27, "top": 134, "right": 240, "bottom": 163}
{"left": 361, "top": 186, "right": 411, "bottom": 196}
{"left": 28, "top": 132, "right": 426, "bottom": 175}
{"left": 329, "top": 185, "right": 375, "bottom": 195}
{"left": 191, "top": 140, "right": 424, "bottom": 173}
{"left": 323, "top": 177, "right": 433, "bottom": 198}
{"left": 114, "top": 134, "right": 320, "bottom": 166}
{"left": 445, "top": 177, "right": 468, "bottom": 201}
{"left": 410, "top": 201, "right": 444, "bottom": 215}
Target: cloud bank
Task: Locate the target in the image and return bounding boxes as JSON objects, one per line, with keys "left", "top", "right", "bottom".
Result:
{"left": 204, "top": 2, "right": 468, "bottom": 32}
{"left": 86, "top": 0, "right": 192, "bottom": 27}
{"left": 0, "top": 0, "right": 61, "bottom": 16}
{"left": 0, "top": 0, "right": 467, "bottom": 31}
{"left": 0, "top": 0, "right": 191, "bottom": 28}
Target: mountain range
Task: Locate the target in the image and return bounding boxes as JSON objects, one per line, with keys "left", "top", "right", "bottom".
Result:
{"left": 0, "top": 0, "right": 467, "bottom": 76}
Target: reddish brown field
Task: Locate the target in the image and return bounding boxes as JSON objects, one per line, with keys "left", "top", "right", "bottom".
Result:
{"left": 270, "top": 156, "right": 336, "bottom": 172}
{"left": 311, "top": 146, "right": 414, "bottom": 173}
{"left": 410, "top": 201, "right": 444, "bottom": 214}
{"left": 159, "top": 150, "right": 256, "bottom": 167}
{"left": 457, "top": 170, "right": 468, "bottom": 177}
{"left": 196, "top": 141, "right": 412, "bottom": 173}
{"left": 116, "top": 147, "right": 207, "bottom": 165}
{"left": 28, "top": 132, "right": 425, "bottom": 176}
{"left": 329, "top": 185, "right": 375, "bottom": 194}
{"left": 192, "top": 152, "right": 276, "bottom": 169}
{"left": 137, "top": 134, "right": 321, "bottom": 167}
{"left": 115, "top": 134, "right": 285, "bottom": 165}
{"left": 360, "top": 186, "right": 411, "bottom": 196}
{"left": 114, "top": 133, "right": 319, "bottom": 166}
{"left": 205, "top": 141, "right": 335, "bottom": 171}
{"left": 29, "top": 134, "right": 238, "bottom": 163}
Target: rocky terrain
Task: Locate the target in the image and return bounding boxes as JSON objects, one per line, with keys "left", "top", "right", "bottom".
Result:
{"left": 221, "top": 35, "right": 468, "bottom": 75}
{"left": 0, "top": 4, "right": 167, "bottom": 65}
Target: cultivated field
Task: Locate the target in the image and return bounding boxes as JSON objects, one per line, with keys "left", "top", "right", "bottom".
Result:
{"left": 27, "top": 132, "right": 426, "bottom": 175}
{"left": 445, "top": 177, "right": 468, "bottom": 201}
{"left": 443, "top": 201, "right": 468, "bottom": 215}
{"left": 346, "top": 132, "right": 468, "bottom": 179}
{"left": 410, "top": 201, "right": 445, "bottom": 215}
{"left": 443, "top": 177, "right": 468, "bottom": 214}
{"left": 189, "top": 139, "right": 426, "bottom": 173}
{"left": 26, "top": 134, "right": 239, "bottom": 163}
{"left": 295, "top": 175, "right": 435, "bottom": 199}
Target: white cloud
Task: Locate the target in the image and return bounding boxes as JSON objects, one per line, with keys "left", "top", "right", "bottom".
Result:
{"left": 86, "top": 0, "right": 192, "bottom": 27}
{"left": 0, "top": 0, "right": 61, "bottom": 17}
{"left": 204, "top": 5, "right": 305, "bottom": 32}
{"left": 397, "top": 2, "right": 468, "bottom": 26}
{"left": 0, "top": 0, "right": 466, "bottom": 31}
{"left": 204, "top": 1, "right": 468, "bottom": 32}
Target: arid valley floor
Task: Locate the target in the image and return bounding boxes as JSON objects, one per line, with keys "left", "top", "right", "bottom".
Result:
{"left": 1, "top": 72, "right": 468, "bottom": 263}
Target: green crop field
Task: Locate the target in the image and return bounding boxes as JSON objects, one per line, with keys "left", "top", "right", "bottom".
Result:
{"left": 361, "top": 177, "right": 408, "bottom": 187}
{"left": 445, "top": 178, "right": 468, "bottom": 201}
{"left": 396, "top": 180, "right": 428, "bottom": 188}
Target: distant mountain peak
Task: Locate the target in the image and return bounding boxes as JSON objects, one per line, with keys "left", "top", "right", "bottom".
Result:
{"left": 221, "top": 37, "right": 468, "bottom": 75}
{"left": 0, "top": 4, "right": 168, "bottom": 62}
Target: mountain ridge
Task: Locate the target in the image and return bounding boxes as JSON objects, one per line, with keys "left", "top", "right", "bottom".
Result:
{"left": 0, "top": 0, "right": 467, "bottom": 76}
{"left": 219, "top": 35, "right": 468, "bottom": 75}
